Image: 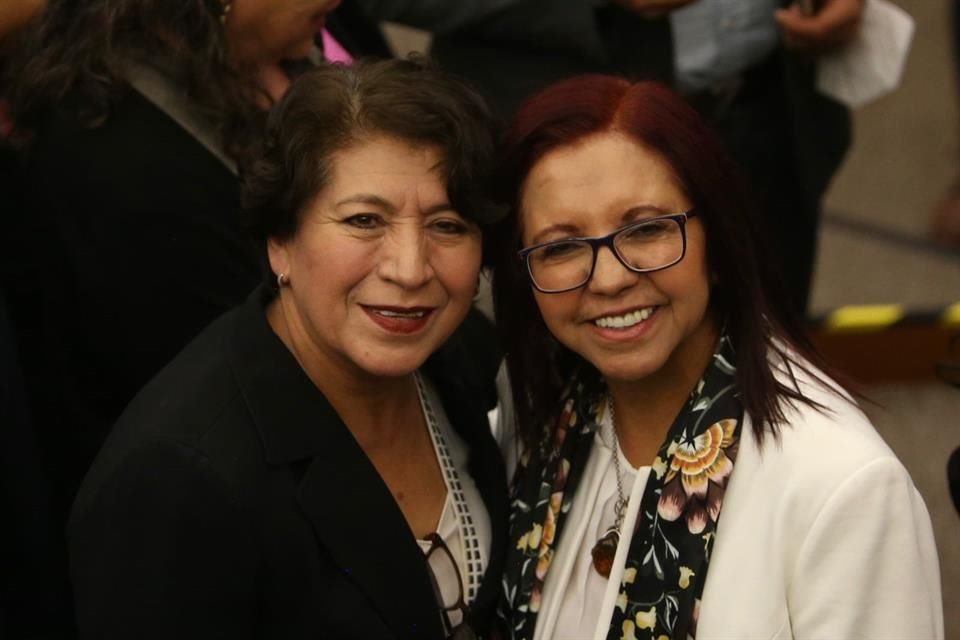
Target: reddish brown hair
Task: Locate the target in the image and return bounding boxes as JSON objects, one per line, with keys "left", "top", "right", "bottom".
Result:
{"left": 490, "top": 76, "right": 841, "bottom": 447}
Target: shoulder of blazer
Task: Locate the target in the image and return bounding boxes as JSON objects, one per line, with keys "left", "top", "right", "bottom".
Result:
{"left": 29, "top": 84, "right": 237, "bottom": 197}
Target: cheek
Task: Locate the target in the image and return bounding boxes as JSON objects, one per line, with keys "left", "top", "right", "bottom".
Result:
{"left": 532, "top": 291, "right": 578, "bottom": 337}
{"left": 436, "top": 243, "right": 482, "bottom": 299}
{"left": 296, "top": 240, "right": 374, "bottom": 292}
{"left": 653, "top": 254, "right": 711, "bottom": 316}
{"left": 261, "top": 11, "right": 310, "bottom": 53}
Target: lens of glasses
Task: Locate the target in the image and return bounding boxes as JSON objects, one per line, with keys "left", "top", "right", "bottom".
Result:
{"left": 614, "top": 217, "right": 684, "bottom": 270}
{"left": 526, "top": 240, "right": 594, "bottom": 292}
{"left": 426, "top": 541, "right": 463, "bottom": 618}
{"left": 423, "top": 533, "right": 471, "bottom": 638}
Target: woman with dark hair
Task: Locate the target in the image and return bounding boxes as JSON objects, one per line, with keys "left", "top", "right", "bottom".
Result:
{"left": 491, "top": 76, "right": 942, "bottom": 640}
{"left": 3, "top": 0, "right": 342, "bottom": 516}
{"left": 68, "top": 59, "right": 507, "bottom": 638}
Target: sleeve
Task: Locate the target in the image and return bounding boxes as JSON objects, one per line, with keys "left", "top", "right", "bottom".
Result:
{"left": 362, "top": 0, "right": 609, "bottom": 58}
{"left": 788, "top": 457, "right": 944, "bottom": 640}
{"left": 68, "top": 442, "right": 259, "bottom": 639}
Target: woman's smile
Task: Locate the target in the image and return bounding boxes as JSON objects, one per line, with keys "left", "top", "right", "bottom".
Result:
{"left": 587, "top": 305, "right": 660, "bottom": 342}
{"left": 362, "top": 304, "right": 436, "bottom": 335}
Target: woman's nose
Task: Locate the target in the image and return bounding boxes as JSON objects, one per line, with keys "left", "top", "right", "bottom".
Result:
{"left": 587, "top": 245, "right": 637, "bottom": 295}
{"left": 377, "top": 227, "right": 434, "bottom": 288}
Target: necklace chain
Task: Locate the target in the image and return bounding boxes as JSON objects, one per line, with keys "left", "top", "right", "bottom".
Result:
{"left": 590, "top": 394, "right": 630, "bottom": 578}
{"left": 607, "top": 396, "right": 628, "bottom": 532}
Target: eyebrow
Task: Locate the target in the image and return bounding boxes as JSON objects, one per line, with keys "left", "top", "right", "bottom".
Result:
{"left": 623, "top": 204, "right": 672, "bottom": 221}
{"left": 334, "top": 193, "right": 455, "bottom": 216}
{"left": 529, "top": 204, "right": 672, "bottom": 245}
{"left": 335, "top": 194, "right": 395, "bottom": 211}
{"left": 530, "top": 223, "right": 581, "bottom": 246}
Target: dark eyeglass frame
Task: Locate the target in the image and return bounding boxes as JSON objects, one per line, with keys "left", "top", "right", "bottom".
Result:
{"left": 517, "top": 209, "right": 698, "bottom": 294}
{"left": 423, "top": 533, "right": 476, "bottom": 640}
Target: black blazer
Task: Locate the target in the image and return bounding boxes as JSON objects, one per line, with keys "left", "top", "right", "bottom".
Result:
{"left": 67, "top": 287, "right": 508, "bottom": 639}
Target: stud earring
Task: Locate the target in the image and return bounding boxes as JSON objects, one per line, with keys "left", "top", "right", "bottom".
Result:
{"left": 277, "top": 272, "right": 289, "bottom": 288}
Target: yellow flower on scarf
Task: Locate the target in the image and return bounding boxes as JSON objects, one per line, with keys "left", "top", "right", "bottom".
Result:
{"left": 652, "top": 456, "right": 668, "bottom": 480}
{"left": 635, "top": 606, "right": 657, "bottom": 631}
{"left": 528, "top": 523, "right": 543, "bottom": 550}
{"left": 679, "top": 566, "right": 695, "bottom": 589}
{"left": 515, "top": 532, "right": 528, "bottom": 551}
{"left": 616, "top": 592, "right": 628, "bottom": 613}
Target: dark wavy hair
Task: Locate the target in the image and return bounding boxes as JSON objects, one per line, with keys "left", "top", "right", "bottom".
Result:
{"left": 242, "top": 57, "right": 501, "bottom": 260}
{"left": 491, "top": 76, "right": 848, "bottom": 448}
{"left": 3, "top": 0, "right": 263, "bottom": 158}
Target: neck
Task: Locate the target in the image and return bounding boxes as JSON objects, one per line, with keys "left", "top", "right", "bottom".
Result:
{"left": 266, "top": 296, "right": 423, "bottom": 449}
{"left": 608, "top": 315, "right": 720, "bottom": 466}
{"left": 253, "top": 62, "right": 291, "bottom": 107}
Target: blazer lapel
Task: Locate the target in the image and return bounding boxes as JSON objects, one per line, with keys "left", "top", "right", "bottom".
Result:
{"left": 296, "top": 433, "right": 445, "bottom": 639}
{"left": 228, "top": 288, "right": 444, "bottom": 639}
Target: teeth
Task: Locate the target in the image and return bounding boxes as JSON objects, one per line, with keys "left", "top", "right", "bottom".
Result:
{"left": 376, "top": 309, "right": 426, "bottom": 318}
{"left": 594, "top": 307, "right": 653, "bottom": 329}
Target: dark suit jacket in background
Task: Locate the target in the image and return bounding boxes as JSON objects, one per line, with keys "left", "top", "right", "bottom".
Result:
{"left": 68, "top": 287, "right": 508, "bottom": 639}
{"left": 13, "top": 84, "right": 261, "bottom": 517}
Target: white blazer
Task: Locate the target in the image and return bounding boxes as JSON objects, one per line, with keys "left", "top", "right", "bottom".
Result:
{"left": 492, "top": 359, "right": 944, "bottom": 640}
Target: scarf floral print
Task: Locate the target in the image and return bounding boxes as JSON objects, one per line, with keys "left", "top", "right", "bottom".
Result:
{"left": 500, "top": 335, "right": 743, "bottom": 640}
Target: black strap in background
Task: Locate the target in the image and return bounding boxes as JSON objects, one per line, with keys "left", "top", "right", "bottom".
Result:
{"left": 949, "top": 446, "right": 960, "bottom": 516}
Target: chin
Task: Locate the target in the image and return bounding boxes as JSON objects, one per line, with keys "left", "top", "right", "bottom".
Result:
{"left": 596, "top": 364, "right": 660, "bottom": 385}
{"left": 351, "top": 350, "right": 432, "bottom": 380}
{"left": 589, "top": 351, "right": 667, "bottom": 385}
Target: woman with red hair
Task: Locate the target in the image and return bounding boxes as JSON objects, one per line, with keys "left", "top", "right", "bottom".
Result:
{"left": 490, "top": 76, "right": 942, "bottom": 640}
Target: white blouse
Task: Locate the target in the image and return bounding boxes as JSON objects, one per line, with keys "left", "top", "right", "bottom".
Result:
{"left": 415, "top": 375, "right": 491, "bottom": 624}
{"left": 536, "top": 406, "right": 654, "bottom": 640}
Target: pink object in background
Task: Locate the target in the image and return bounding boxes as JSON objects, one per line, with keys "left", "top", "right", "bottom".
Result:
{"left": 321, "top": 29, "right": 353, "bottom": 64}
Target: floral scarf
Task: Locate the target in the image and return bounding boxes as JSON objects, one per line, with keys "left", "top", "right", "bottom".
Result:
{"left": 501, "top": 335, "right": 743, "bottom": 640}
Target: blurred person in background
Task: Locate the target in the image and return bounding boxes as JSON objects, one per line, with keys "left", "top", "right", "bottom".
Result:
{"left": 0, "top": 0, "right": 42, "bottom": 44}
{"left": 2, "top": 0, "right": 340, "bottom": 527}
{"left": 68, "top": 59, "right": 507, "bottom": 638}
{"left": 931, "top": 0, "right": 960, "bottom": 248}
{"left": 360, "top": 0, "right": 864, "bottom": 315}
{"left": 490, "top": 74, "right": 942, "bottom": 640}
{"left": 0, "top": 0, "right": 338, "bottom": 635}
{"left": 0, "top": 2, "right": 61, "bottom": 638}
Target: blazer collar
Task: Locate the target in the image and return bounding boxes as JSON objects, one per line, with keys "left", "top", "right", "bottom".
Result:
{"left": 227, "top": 287, "right": 446, "bottom": 638}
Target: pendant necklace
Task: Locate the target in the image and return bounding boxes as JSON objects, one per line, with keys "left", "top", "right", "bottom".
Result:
{"left": 591, "top": 395, "right": 628, "bottom": 578}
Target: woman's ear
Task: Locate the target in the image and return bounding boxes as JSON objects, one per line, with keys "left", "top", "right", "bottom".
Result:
{"left": 266, "top": 236, "right": 290, "bottom": 280}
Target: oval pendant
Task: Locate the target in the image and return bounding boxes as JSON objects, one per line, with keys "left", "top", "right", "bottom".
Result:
{"left": 590, "top": 527, "right": 620, "bottom": 578}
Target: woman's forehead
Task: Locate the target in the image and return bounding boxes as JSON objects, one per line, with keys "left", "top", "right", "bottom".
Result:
{"left": 519, "top": 133, "right": 690, "bottom": 230}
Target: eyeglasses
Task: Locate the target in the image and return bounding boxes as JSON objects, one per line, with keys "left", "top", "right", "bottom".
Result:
{"left": 518, "top": 210, "right": 698, "bottom": 294}
{"left": 423, "top": 533, "right": 477, "bottom": 640}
